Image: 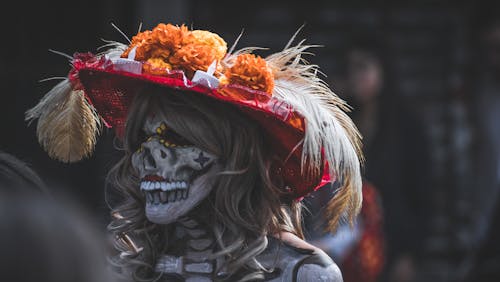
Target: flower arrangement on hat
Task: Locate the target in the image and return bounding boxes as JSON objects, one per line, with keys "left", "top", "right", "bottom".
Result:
{"left": 121, "top": 23, "right": 274, "bottom": 93}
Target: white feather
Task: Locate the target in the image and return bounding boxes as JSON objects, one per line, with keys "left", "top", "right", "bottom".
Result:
{"left": 265, "top": 42, "right": 363, "bottom": 226}
{"left": 97, "top": 40, "right": 128, "bottom": 59}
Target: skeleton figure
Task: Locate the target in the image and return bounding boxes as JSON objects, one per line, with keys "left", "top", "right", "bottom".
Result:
{"left": 26, "top": 22, "right": 362, "bottom": 282}
{"left": 108, "top": 88, "right": 343, "bottom": 281}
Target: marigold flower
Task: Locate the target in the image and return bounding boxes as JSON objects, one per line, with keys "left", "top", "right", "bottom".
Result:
{"left": 224, "top": 54, "right": 275, "bottom": 93}
{"left": 169, "top": 44, "right": 219, "bottom": 78}
{"left": 149, "top": 47, "right": 171, "bottom": 60}
{"left": 121, "top": 30, "right": 153, "bottom": 59}
{"left": 152, "top": 23, "right": 189, "bottom": 51}
{"left": 142, "top": 58, "right": 172, "bottom": 76}
{"left": 120, "top": 23, "right": 227, "bottom": 79}
{"left": 184, "top": 30, "right": 227, "bottom": 61}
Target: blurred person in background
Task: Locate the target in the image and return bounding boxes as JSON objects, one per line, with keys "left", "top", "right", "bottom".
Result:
{"left": 0, "top": 151, "right": 114, "bottom": 282}
{"left": 0, "top": 151, "right": 47, "bottom": 194}
{"left": 343, "top": 45, "right": 432, "bottom": 282}
{"left": 340, "top": 42, "right": 431, "bottom": 282}
{"left": 303, "top": 44, "right": 394, "bottom": 282}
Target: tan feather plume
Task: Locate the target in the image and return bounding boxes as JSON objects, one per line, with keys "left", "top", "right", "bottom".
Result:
{"left": 26, "top": 79, "right": 101, "bottom": 162}
{"left": 26, "top": 42, "right": 126, "bottom": 163}
{"left": 262, "top": 41, "right": 364, "bottom": 232}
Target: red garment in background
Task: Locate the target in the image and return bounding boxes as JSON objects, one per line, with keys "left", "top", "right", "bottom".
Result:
{"left": 342, "top": 181, "right": 385, "bottom": 282}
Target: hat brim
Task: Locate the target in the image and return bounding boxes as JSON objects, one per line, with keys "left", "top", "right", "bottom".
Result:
{"left": 76, "top": 61, "right": 326, "bottom": 199}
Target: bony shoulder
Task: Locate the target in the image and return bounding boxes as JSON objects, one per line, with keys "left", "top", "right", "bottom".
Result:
{"left": 278, "top": 232, "right": 343, "bottom": 282}
{"left": 296, "top": 257, "right": 343, "bottom": 282}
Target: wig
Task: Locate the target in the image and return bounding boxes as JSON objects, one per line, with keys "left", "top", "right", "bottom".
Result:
{"left": 107, "top": 85, "right": 306, "bottom": 281}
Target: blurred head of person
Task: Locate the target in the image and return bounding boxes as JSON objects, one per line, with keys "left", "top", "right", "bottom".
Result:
{"left": 0, "top": 151, "right": 114, "bottom": 282}
{"left": 0, "top": 151, "right": 47, "bottom": 194}
{"left": 346, "top": 49, "right": 384, "bottom": 106}
{"left": 341, "top": 45, "right": 385, "bottom": 146}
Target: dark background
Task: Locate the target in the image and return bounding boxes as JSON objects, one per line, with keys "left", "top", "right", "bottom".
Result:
{"left": 1, "top": 1, "right": 500, "bottom": 281}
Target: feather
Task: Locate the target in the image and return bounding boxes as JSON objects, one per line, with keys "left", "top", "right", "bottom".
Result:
{"left": 48, "top": 49, "right": 73, "bottom": 60}
{"left": 221, "top": 46, "right": 268, "bottom": 69}
{"left": 264, "top": 42, "right": 363, "bottom": 232}
{"left": 227, "top": 29, "right": 244, "bottom": 56}
{"left": 26, "top": 79, "right": 73, "bottom": 123}
{"left": 26, "top": 81, "right": 101, "bottom": 163}
{"left": 97, "top": 40, "right": 128, "bottom": 58}
{"left": 111, "top": 22, "right": 131, "bottom": 44}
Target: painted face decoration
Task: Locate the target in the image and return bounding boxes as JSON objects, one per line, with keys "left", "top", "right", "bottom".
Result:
{"left": 131, "top": 111, "right": 219, "bottom": 224}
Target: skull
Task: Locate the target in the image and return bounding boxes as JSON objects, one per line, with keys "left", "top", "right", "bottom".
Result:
{"left": 131, "top": 111, "right": 219, "bottom": 224}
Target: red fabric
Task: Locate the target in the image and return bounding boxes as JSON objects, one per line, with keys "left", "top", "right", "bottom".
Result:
{"left": 342, "top": 181, "right": 385, "bottom": 282}
{"left": 72, "top": 53, "right": 331, "bottom": 199}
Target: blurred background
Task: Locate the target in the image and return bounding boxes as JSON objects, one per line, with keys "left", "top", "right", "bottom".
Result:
{"left": 1, "top": 1, "right": 499, "bottom": 281}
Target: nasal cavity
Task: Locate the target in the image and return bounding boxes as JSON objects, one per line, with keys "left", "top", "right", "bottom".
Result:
{"left": 160, "top": 149, "right": 167, "bottom": 159}
{"left": 144, "top": 148, "right": 157, "bottom": 169}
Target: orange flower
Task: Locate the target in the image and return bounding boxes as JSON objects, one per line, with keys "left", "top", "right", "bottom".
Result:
{"left": 149, "top": 47, "right": 171, "bottom": 60}
{"left": 147, "top": 57, "right": 172, "bottom": 70}
{"left": 224, "top": 54, "right": 275, "bottom": 93}
{"left": 143, "top": 58, "right": 172, "bottom": 76}
{"left": 121, "top": 30, "right": 153, "bottom": 60}
{"left": 120, "top": 23, "right": 228, "bottom": 78}
{"left": 152, "top": 23, "right": 189, "bottom": 51}
{"left": 169, "top": 44, "right": 219, "bottom": 78}
{"left": 184, "top": 30, "right": 227, "bottom": 61}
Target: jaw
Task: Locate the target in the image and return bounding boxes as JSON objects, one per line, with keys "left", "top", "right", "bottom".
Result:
{"left": 143, "top": 164, "right": 219, "bottom": 225}
{"left": 145, "top": 201, "right": 191, "bottom": 224}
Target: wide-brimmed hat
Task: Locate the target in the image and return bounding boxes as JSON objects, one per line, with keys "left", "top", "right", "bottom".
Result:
{"left": 26, "top": 23, "right": 362, "bottom": 206}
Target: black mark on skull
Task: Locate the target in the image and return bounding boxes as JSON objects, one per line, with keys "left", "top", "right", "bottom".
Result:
{"left": 194, "top": 152, "right": 210, "bottom": 168}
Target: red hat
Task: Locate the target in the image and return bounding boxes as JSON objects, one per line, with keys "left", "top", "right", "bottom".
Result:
{"left": 26, "top": 23, "right": 362, "bottom": 206}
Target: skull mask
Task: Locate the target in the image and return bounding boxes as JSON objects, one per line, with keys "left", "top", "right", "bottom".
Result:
{"left": 131, "top": 110, "right": 219, "bottom": 224}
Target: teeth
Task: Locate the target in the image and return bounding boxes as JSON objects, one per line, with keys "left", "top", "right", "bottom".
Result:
{"left": 141, "top": 180, "right": 191, "bottom": 191}
{"left": 154, "top": 192, "right": 160, "bottom": 204}
{"left": 160, "top": 191, "right": 167, "bottom": 203}
{"left": 168, "top": 190, "right": 176, "bottom": 202}
{"left": 145, "top": 186, "right": 189, "bottom": 204}
{"left": 142, "top": 179, "right": 191, "bottom": 204}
